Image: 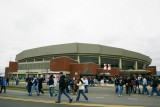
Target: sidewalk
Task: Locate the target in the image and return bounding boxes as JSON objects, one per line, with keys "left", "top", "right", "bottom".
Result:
{"left": 8, "top": 81, "right": 152, "bottom": 90}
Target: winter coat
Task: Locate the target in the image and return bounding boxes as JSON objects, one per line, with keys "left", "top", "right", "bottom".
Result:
{"left": 77, "top": 78, "right": 85, "bottom": 90}
{"left": 59, "top": 75, "right": 66, "bottom": 90}
{"left": 1, "top": 78, "right": 7, "bottom": 86}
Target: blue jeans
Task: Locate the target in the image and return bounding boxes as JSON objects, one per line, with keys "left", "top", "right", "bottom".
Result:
{"left": 30, "top": 85, "right": 39, "bottom": 95}
{"left": 142, "top": 84, "right": 149, "bottom": 94}
{"left": 57, "top": 88, "right": 72, "bottom": 102}
{"left": 150, "top": 87, "right": 160, "bottom": 96}
{"left": 76, "top": 90, "right": 88, "bottom": 101}
{"left": 49, "top": 87, "right": 56, "bottom": 96}
{"left": 118, "top": 85, "right": 122, "bottom": 96}
{"left": 115, "top": 85, "right": 118, "bottom": 93}
{"left": 85, "top": 85, "right": 88, "bottom": 93}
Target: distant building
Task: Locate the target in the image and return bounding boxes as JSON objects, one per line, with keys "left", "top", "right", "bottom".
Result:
{"left": 5, "top": 43, "right": 155, "bottom": 78}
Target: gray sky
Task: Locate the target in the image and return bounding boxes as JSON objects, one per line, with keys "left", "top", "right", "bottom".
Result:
{"left": 0, "top": 0, "right": 160, "bottom": 73}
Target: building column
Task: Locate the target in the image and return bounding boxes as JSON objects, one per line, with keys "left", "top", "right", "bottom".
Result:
{"left": 98, "top": 56, "right": 101, "bottom": 66}
{"left": 143, "top": 63, "right": 146, "bottom": 69}
{"left": 77, "top": 55, "right": 80, "bottom": 63}
{"left": 119, "top": 58, "right": 122, "bottom": 69}
{"left": 134, "top": 61, "right": 138, "bottom": 70}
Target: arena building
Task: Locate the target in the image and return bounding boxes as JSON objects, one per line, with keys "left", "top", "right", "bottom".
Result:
{"left": 5, "top": 43, "right": 155, "bottom": 79}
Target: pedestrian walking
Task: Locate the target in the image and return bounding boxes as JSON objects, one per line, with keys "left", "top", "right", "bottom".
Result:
{"left": 55, "top": 72, "right": 72, "bottom": 103}
{"left": 76, "top": 75, "right": 88, "bottom": 102}
{"left": 0, "top": 77, "right": 6, "bottom": 93}
{"left": 73, "top": 77, "right": 78, "bottom": 95}
{"left": 15, "top": 77, "right": 19, "bottom": 85}
{"left": 38, "top": 75, "right": 44, "bottom": 95}
{"left": 117, "top": 76, "right": 124, "bottom": 97}
{"left": 149, "top": 76, "right": 160, "bottom": 97}
{"left": 125, "top": 76, "right": 131, "bottom": 95}
{"left": 29, "top": 76, "right": 40, "bottom": 96}
{"left": 134, "top": 77, "right": 141, "bottom": 94}
{"left": 6, "top": 78, "right": 9, "bottom": 86}
{"left": 141, "top": 77, "right": 149, "bottom": 95}
{"left": 84, "top": 77, "right": 89, "bottom": 93}
{"left": 69, "top": 78, "right": 74, "bottom": 93}
{"left": 114, "top": 76, "right": 119, "bottom": 93}
{"left": 48, "top": 75, "right": 57, "bottom": 97}
{"left": 27, "top": 79, "right": 33, "bottom": 94}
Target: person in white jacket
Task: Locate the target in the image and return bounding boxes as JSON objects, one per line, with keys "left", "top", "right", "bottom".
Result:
{"left": 76, "top": 75, "right": 88, "bottom": 102}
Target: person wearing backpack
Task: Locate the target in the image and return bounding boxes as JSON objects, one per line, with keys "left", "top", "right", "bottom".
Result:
{"left": 75, "top": 75, "right": 88, "bottom": 102}
{"left": 55, "top": 72, "right": 73, "bottom": 103}
{"left": 29, "top": 76, "right": 40, "bottom": 96}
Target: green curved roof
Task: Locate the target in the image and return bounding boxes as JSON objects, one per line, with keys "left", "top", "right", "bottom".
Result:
{"left": 16, "top": 43, "right": 151, "bottom": 64}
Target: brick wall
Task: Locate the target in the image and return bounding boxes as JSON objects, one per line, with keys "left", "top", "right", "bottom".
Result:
{"left": 70, "top": 63, "right": 99, "bottom": 77}
{"left": 147, "top": 66, "right": 156, "bottom": 75}
{"left": 5, "top": 67, "right": 9, "bottom": 78}
{"left": 9, "top": 61, "right": 18, "bottom": 72}
{"left": 50, "top": 56, "right": 78, "bottom": 72}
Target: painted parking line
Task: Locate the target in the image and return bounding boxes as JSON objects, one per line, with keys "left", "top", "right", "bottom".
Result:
{"left": 0, "top": 96, "right": 145, "bottom": 107}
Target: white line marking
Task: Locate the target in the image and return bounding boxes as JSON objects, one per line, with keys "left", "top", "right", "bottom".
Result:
{"left": 128, "top": 98, "right": 138, "bottom": 100}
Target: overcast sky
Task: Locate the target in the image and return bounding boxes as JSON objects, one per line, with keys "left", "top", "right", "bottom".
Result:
{"left": 0, "top": 0, "right": 160, "bottom": 73}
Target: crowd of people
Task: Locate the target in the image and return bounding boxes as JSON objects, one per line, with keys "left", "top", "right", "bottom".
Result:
{"left": 114, "top": 75, "right": 160, "bottom": 97}
{"left": 24, "top": 72, "right": 89, "bottom": 103}
{"left": 1, "top": 73, "right": 160, "bottom": 104}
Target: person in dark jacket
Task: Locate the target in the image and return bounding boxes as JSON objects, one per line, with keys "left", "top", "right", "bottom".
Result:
{"left": 27, "top": 79, "right": 33, "bottom": 94}
{"left": 125, "top": 76, "right": 131, "bottom": 95}
{"left": 149, "top": 77, "right": 160, "bottom": 97}
{"left": 114, "top": 76, "right": 119, "bottom": 93}
{"left": 55, "top": 72, "right": 73, "bottom": 103}
{"left": 38, "top": 75, "right": 44, "bottom": 95}
{"left": 134, "top": 77, "right": 141, "bottom": 94}
{"left": 0, "top": 77, "right": 7, "bottom": 93}
{"left": 48, "top": 75, "right": 57, "bottom": 97}
{"left": 117, "top": 76, "right": 124, "bottom": 97}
